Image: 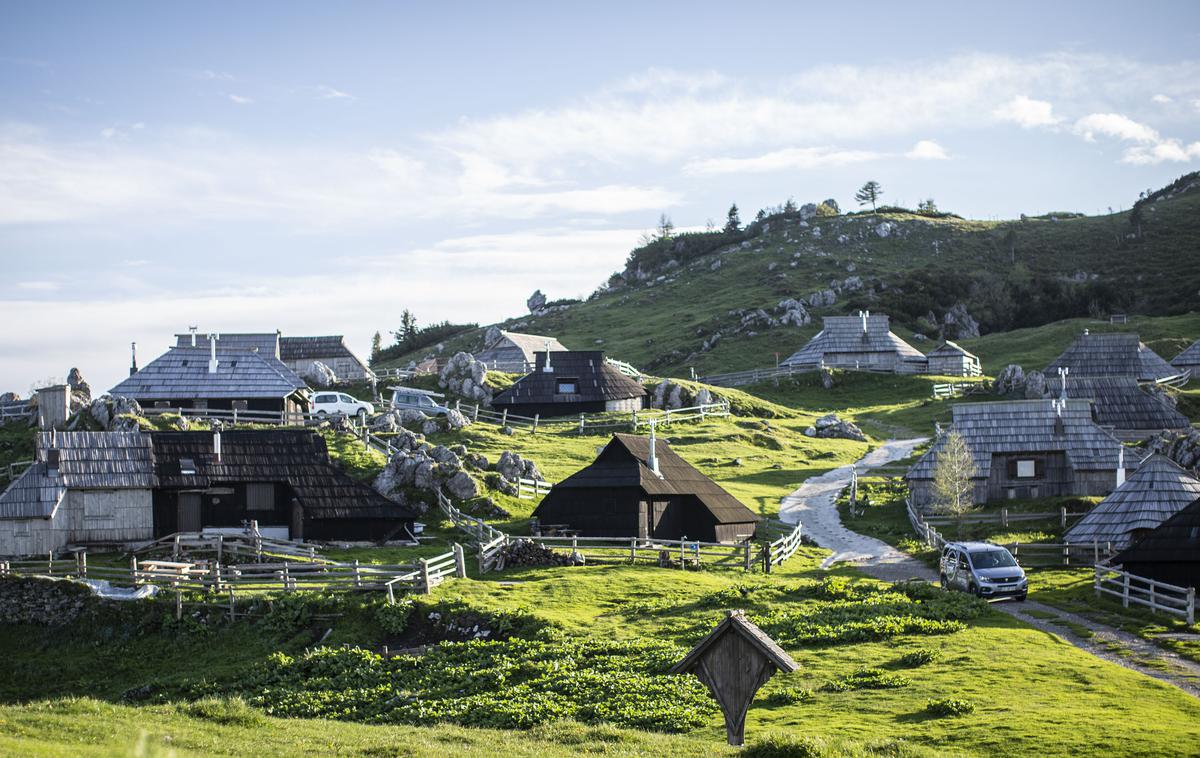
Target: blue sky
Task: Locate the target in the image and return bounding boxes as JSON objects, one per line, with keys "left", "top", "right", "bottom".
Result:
{"left": 1, "top": 1, "right": 1198, "bottom": 392}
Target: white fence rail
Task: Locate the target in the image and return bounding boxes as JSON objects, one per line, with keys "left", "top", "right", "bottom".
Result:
{"left": 698, "top": 365, "right": 813, "bottom": 388}
{"left": 1094, "top": 565, "right": 1195, "bottom": 624}
{"left": 517, "top": 477, "right": 552, "bottom": 500}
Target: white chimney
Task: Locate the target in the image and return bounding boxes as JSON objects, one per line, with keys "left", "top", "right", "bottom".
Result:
{"left": 542, "top": 340, "right": 554, "bottom": 373}
{"left": 1058, "top": 367, "right": 1069, "bottom": 400}
{"left": 1116, "top": 447, "right": 1125, "bottom": 488}
{"left": 213, "top": 424, "right": 222, "bottom": 463}
{"left": 860, "top": 310, "right": 869, "bottom": 333}
{"left": 646, "top": 419, "right": 662, "bottom": 477}
{"left": 130, "top": 341, "right": 138, "bottom": 376}
{"left": 208, "top": 333, "right": 220, "bottom": 373}
{"left": 189, "top": 325, "right": 198, "bottom": 347}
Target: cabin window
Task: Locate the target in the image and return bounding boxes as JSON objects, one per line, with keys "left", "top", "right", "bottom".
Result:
{"left": 180, "top": 458, "right": 197, "bottom": 476}
{"left": 82, "top": 491, "right": 117, "bottom": 518}
{"left": 154, "top": 401, "right": 170, "bottom": 409}
{"left": 194, "top": 400, "right": 208, "bottom": 410}
{"left": 231, "top": 400, "right": 248, "bottom": 411}
{"left": 246, "top": 483, "right": 275, "bottom": 511}
{"left": 1016, "top": 460, "right": 1036, "bottom": 478}
{"left": 556, "top": 378, "right": 579, "bottom": 394}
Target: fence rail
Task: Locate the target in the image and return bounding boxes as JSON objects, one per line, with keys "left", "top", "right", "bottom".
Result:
{"left": 1095, "top": 565, "right": 1195, "bottom": 624}
{"left": 0, "top": 459, "right": 34, "bottom": 482}
{"left": 517, "top": 477, "right": 552, "bottom": 500}
{"left": 918, "top": 506, "right": 1088, "bottom": 529}
{"left": 698, "top": 364, "right": 813, "bottom": 388}
{"left": 0, "top": 400, "right": 34, "bottom": 422}
{"left": 762, "top": 519, "right": 804, "bottom": 570}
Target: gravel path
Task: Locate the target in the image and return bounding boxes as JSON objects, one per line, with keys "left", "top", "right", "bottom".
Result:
{"left": 779, "top": 439, "right": 1200, "bottom": 698}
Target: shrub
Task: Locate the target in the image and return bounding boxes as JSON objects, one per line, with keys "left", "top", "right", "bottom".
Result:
{"left": 744, "top": 733, "right": 834, "bottom": 758}
{"left": 181, "top": 697, "right": 267, "bottom": 727}
{"left": 763, "top": 686, "right": 815, "bottom": 705}
{"left": 897, "top": 648, "right": 941, "bottom": 668}
{"left": 926, "top": 697, "right": 975, "bottom": 717}
{"left": 375, "top": 599, "right": 413, "bottom": 635}
{"left": 821, "top": 668, "right": 910, "bottom": 692}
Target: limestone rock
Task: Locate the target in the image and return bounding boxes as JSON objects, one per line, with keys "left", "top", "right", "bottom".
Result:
{"left": 942, "top": 303, "right": 981, "bottom": 340}
{"left": 495, "top": 450, "right": 543, "bottom": 483}
{"left": 301, "top": 361, "right": 338, "bottom": 388}
{"left": 439, "top": 352, "right": 490, "bottom": 406}
{"left": 445, "top": 470, "right": 480, "bottom": 500}
{"left": 527, "top": 289, "right": 547, "bottom": 313}
{"left": 822, "top": 198, "right": 840, "bottom": 214}
{"left": 87, "top": 396, "right": 143, "bottom": 431}
{"left": 805, "top": 413, "right": 867, "bottom": 442}
{"left": 1023, "top": 370, "right": 1049, "bottom": 399}
{"left": 993, "top": 364, "right": 1026, "bottom": 396}
{"left": 66, "top": 368, "right": 91, "bottom": 402}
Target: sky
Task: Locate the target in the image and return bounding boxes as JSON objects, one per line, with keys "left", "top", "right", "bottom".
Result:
{"left": 1, "top": 1, "right": 1199, "bottom": 393}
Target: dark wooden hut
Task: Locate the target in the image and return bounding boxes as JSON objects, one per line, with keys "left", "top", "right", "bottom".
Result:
{"left": 532, "top": 433, "right": 759, "bottom": 542}
{"left": 780, "top": 311, "right": 927, "bottom": 374}
{"left": 1111, "top": 495, "right": 1200, "bottom": 589}
{"left": 1044, "top": 331, "right": 1179, "bottom": 382}
{"left": 150, "top": 429, "right": 417, "bottom": 542}
{"left": 1065, "top": 454, "right": 1200, "bottom": 551}
{"left": 491, "top": 351, "right": 647, "bottom": 418}
{"left": 906, "top": 399, "right": 1128, "bottom": 507}
{"left": 1048, "top": 375, "right": 1191, "bottom": 441}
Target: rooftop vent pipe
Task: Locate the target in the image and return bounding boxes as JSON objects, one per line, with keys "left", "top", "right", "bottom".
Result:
{"left": 1116, "top": 447, "right": 1126, "bottom": 488}
{"left": 213, "top": 422, "right": 222, "bottom": 464}
{"left": 860, "top": 310, "right": 869, "bottom": 333}
{"left": 542, "top": 340, "right": 554, "bottom": 373}
{"left": 130, "top": 341, "right": 138, "bottom": 376}
{"left": 1058, "top": 367, "right": 1069, "bottom": 401}
{"left": 208, "top": 333, "right": 220, "bottom": 374}
{"left": 189, "top": 325, "right": 198, "bottom": 347}
{"left": 646, "top": 419, "right": 662, "bottom": 477}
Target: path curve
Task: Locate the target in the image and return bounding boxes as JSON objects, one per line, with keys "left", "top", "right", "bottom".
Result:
{"left": 780, "top": 439, "right": 1200, "bottom": 698}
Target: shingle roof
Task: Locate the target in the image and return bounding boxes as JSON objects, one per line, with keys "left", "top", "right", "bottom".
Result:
{"left": 150, "top": 430, "right": 417, "bottom": 520}
{"left": 111, "top": 346, "right": 308, "bottom": 400}
{"left": 1044, "top": 332, "right": 1178, "bottom": 381}
{"left": 907, "top": 399, "right": 1125, "bottom": 480}
{"left": 0, "top": 463, "right": 65, "bottom": 520}
{"left": 1049, "top": 376, "right": 1190, "bottom": 432}
{"left": 476, "top": 331, "right": 567, "bottom": 365}
{"left": 0, "top": 432, "right": 156, "bottom": 520}
{"left": 781, "top": 313, "right": 926, "bottom": 367}
{"left": 1112, "top": 494, "right": 1200, "bottom": 566}
{"left": 538, "top": 433, "right": 760, "bottom": 525}
{"left": 928, "top": 340, "right": 979, "bottom": 361}
{"left": 671, "top": 610, "right": 798, "bottom": 675}
{"left": 279, "top": 336, "right": 361, "bottom": 363}
{"left": 176, "top": 332, "right": 280, "bottom": 357}
{"left": 1172, "top": 339, "right": 1200, "bottom": 371}
{"left": 493, "top": 351, "right": 647, "bottom": 405}
{"left": 1065, "top": 455, "right": 1200, "bottom": 550}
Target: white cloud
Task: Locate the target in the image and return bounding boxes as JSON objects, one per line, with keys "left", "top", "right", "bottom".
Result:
{"left": 993, "top": 95, "right": 1060, "bottom": 127}
{"left": 906, "top": 140, "right": 949, "bottom": 160}
{"left": 1151, "top": 94, "right": 1173, "bottom": 104}
{"left": 228, "top": 94, "right": 253, "bottom": 105}
{"left": 684, "top": 146, "right": 881, "bottom": 175}
{"left": 314, "top": 85, "right": 354, "bottom": 100}
{"left": 1121, "top": 140, "right": 1200, "bottom": 165}
{"left": 16, "top": 280, "right": 58, "bottom": 291}
{"left": 1074, "top": 112, "right": 1160, "bottom": 143}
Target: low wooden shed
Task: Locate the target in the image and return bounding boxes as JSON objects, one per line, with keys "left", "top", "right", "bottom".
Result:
{"left": 532, "top": 433, "right": 759, "bottom": 543}
{"left": 926, "top": 340, "right": 982, "bottom": 377}
{"left": 491, "top": 351, "right": 647, "bottom": 418}
{"left": 780, "top": 312, "right": 927, "bottom": 374}
{"left": 1044, "top": 331, "right": 1179, "bottom": 382}
{"left": 474, "top": 330, "right": 567, "bottom": 373}
{"left": 1171, "top": 339, "right": 1200, "bottom": 378}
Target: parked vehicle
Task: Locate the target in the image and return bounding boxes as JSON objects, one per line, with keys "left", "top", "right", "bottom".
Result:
{"left": 939, "top": 541, "right": 1027, "bottom": 601}
{"left": 389, "top": 388, "right": 450, "bottom": 417}
{"left": 312, "top": 392, "right": 374, "bottom": 420}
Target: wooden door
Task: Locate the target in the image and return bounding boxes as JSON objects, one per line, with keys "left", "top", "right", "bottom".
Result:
{"left": 290, "top": 500, "right": 304, "bottom": 541}
{"left": 177, "top": 493, "right": 202, "bottom": 532}
{"left": 638, "top": 501, "right": 648, "bottom": 539}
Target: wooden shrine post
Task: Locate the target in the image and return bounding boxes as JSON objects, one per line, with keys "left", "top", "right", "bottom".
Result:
{"left": 670, "top": 609, "right": 798, "bottom": 746}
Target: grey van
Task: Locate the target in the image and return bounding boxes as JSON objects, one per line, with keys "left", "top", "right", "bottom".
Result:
{"left": 939, "top": 541, "right": 1028, "bottom": 601}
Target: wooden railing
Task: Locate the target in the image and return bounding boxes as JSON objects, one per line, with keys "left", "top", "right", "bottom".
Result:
{"left": 143, "top": 406, "right": 333, "bottom": 427}
{"left": 0, "top": 400, "right": 34, "bottom": 422}
{"left": 0, "top": 459, "right": 34, "bottom": 483}
{"left": 918, "top": 506, "right": 1089, "bottom": 529}
{"left": 761, "top": 518, "right": 804, "bottom": 571}
{"left": 1094, "top": 565, "right": 1195, "bottom": 625}
{"left": 698, "top": 365, "right": 813, "bottom": 388}
{"left": 517, "top": 477, "right": 552, "bottom": 500}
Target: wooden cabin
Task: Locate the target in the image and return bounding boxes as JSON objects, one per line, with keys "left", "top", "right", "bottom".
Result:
{"left": 780, "top": 312, "right": 927, "bottom": 374}
{"left": 0, "top": 432, "right": 156, "bottom": 557}
{"left": 1044, "top": 331, "right": 1179, "bottom": 382}
{"left": 474, "top": 330, "right": 567, "bottom": 373}
{"left": 906, "top": 399, "right": 1128, "bottom": 508}
{"left": 1111, "top": 495, "right": 1200, "bottom": 589}
{"left": 1048, "top": 375, "right": 1190, "bottom": 441}
{"left": 1065, "top": 455, "right": 1200, "bottom": 551}
{"left": 150, "top": 429, "right": 418, "bottom": 542}
{"left": 1171, "top": 338, "right": 1200, "bottom": 378}
{"left": 926, "top": 341, "right": 982, "bottom": 377}
{"left": 532, "top": 433, "right": 760, "bottom": 543}
{"left": 111, "top": 334, "right": 309, "bottom": 416}
{"left": 491, "top": 351, "right": 647, "bottom": 418}
{"left": 280, "top": 336, "right": 372, "bottom": 381}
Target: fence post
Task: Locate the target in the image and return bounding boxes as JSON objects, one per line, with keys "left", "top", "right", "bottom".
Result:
{"left": 419, "top": 559, "right": 432, "bottom": 594}
{"left": 630, "top": 537, "right": 637, "bottom": 562}
{"left": 632, "top": 409, "right": 638, "bottom": 428}
{"left": 453, "top": 543, "right": 466, "bottom": 578}
{"left": 763, "top": 543, "right": 773, "bottom": 574}
{"left": 354, "top": 559, "right": 362, "bottom": 589}
{"left": 501, "top": 408, "right": 508, "bottom": 426}
{"left": 1001, "top": 508, "right": 1008, "bottom": 528}
{"left": 532, "top": 414, "right": 540, "bottom": 434}
{"left": 744, "top": 542, "right": 752, "bottom": 572}
{"left": 1094, "top": 566, "right": 1100, "bottom": 598}
{"left": 1093, "top": 541, "right": 1099, "bottom": 566}
{"left": 578, "top": 413, "right": 585, "bottom": 434}
{"left": 386, "top": 580, "right": 395, "bottom": 606}
{"left": 473, "top": 404, "right": 480, "bottom": 422}
{"left": 1122, "top": 573, "right": 1130, "bottom": 608}
{"left": 1060, "top": 506, "right": 1067, "bottom": 528}
{"left": 282, "top": 563, "right": 292, "bottom": 591}
{"left": 455, "top": 399, "right": 461, "bottom": 412}
{"left": 1149, "top": 581, "right": 1157, "bottom": 612}
{"left": 76, "top": 551, "right": 86, "bottom": 578}
{"left": 132, "top": 556, "right": 139, "bottom": 585}
{"left": 679, "top": 537, "right": 686, "bottom": 569}
{"left": 1063, "top": 543, "right": 1070, "bottom": 567}
{"left": 1188, "top": 587, "right": 1195, "bottom": 626}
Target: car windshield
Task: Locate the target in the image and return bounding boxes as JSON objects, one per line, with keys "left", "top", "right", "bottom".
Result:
{"left": 970, "top": 550, "right": 1017, "bottom": 569}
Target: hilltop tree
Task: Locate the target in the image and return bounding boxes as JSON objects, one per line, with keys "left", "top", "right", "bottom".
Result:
{"left": 855, "top": 181, "right": 883, "bottom": 212}
{"left": 655, "top": 213, "right": 675, "bottom": 241}
{"left": 755, "top": 208, "right": 767, "bottom": 222}
{"left": 783, "top": 197, "right": 798, "bottom": 214}
{"left": 932, "top": 431, "right": 977, "bottom": 535}
{"left": 724, "top": 203, "right": 741, "bottom": 233}
{"left": 393, "top": 310, "right": 418, "bottom": 348}
{"left": 370, "top": 331, "right": 383, "bottom": 361}
{"left": 917, "top": 198, "right": 938, "bottom": 214}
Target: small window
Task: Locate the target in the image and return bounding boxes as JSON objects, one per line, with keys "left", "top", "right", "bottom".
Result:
{"left": 1016, "top": 460, "right": 1036, "bottom": 478}
{"left": 232, "top": 400, "right": 248, "bottom": 411}
{"left": 556, "top": 378, "right": 579, "bottom": 394}
{"left": 180, "top": 458, "right": 197, "bottom": 475}
{"left": 420, "top": 396, "right": 435, "bottom": 407}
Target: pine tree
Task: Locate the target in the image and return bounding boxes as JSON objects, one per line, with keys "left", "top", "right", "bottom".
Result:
{"left": 783, "top": 197, "right": 797, "bottom": 214}
{"left": 855, "top": 181, "right": 883, "bottom": 212}
{"left": 917, "top": 198, "right": 938, "bottom": 214}
{"left": 655, "top": 213, "right": 675, "bottom": 241}
{"left": 932, "top": 431, "right": 977, "bottom": 535}
{"left": 393, "top": 310, "right": 418, "bottom": 348}
{"left": 724, "top": 203, "right": 741, "bottom": 233}
{"left": 370, "top": 331, "right": 383, "bottom": 360}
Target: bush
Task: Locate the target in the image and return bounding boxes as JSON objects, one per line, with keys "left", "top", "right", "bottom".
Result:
{"left": 926, "top": 697, "right": 975, "bottom": 717}
{"left": 821, "top": 668, "right": 909, "bottom": 692}
{"left": 763, "top": 686, "right": 815, "bottom": 705}
{"left": 744, "top": 734, "right": 835, "bottom": 758}
{"left": 181, "top": 697, "right": 267, "bottom": 727}
{"left": 897, "top": 648, "right": 941, "bottom": 668}
{"left": 375, "top": 599, "right": 413, "bottom": 635}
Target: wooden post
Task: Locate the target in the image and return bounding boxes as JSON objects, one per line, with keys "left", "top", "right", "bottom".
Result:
{"left": 679, "top": 537, "right": 686, "bottom": 569}
{"left": 455, "top": 399, "right": 461, "bottom": 412}
{"left": 1001, "top": 508, "right": 1009, "bottom": 528}
{"left": 1094, "top": 567, "right": 1101, "bottom": 599}
{"left": 632, "top": 409, "right": 638, "bottom": 428}
{"left": 744, "top": 542, "right": 752, "bottom": 572}
{"left": 228, "top": 587, "right": 236, "bottom": 620}
{"left": 453, "top": 543, "right": 466, "bottom": 578}
{"left": 387, "top": 580, "right": 396, "bottom": 606}
{"left": 1063, "top": 543, "right": 1070, "bottom": 567}
{"left": 131, "top": 556, "right": 139, "bottom": 585}
{"left": 76, "top": 552, "right": 86, "bottom": 578}
{"left": 763, "top": 543, "right": 773, "bottom": 574}
{"left": 1187, "top": 587, "right": 1195, "bottom": 626}
{"left": 1093, "top": 541, "right": 1099, "bottom": 566}
{"left": 1060, "top": 506, "right": 1067, "bottom": 528}
{"left": 1122, "top": 572, "right": 1130, "bottom": 608}
{"left": 1149, "top": 581, "right": 1157, "bottom": 612}
{"left": 176, "top": 585, "right": 183, "bottom": 620}
{"left": 282, "top": 563, "right": 292, "bottom": 592}
{"left": 419, "top": 558, "right": 432, "bottom": 594}
{"left": 532, "top": 414, "right": 540, "bottom": 434}
{"left": 630, "top": 537, "right": 637, "bottom": 562}
{"left": 353, "top": 559, "right": 362, "bottom": 588}
{"left": 501, "top": 408, "right": 508, "bottom": 426}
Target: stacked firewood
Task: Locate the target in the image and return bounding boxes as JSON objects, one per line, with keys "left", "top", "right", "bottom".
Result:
{"left": 501, "top": 539, "right": 581, "bottom": 567}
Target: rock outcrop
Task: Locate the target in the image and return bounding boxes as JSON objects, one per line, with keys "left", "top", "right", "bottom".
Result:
{"left": 527, "top": 290, "right": 547, "bottom": 313}
{"left": 85, "top": 396, "right": 143, "bottom": 431}
{"left": 439, "top": 352, "right": 490, "bottom": 406}
{"left": 1149, "top": 428, "right": 1200, "bottom": 471}
{"left": 942, "top": 303, "right": 981, "bottom": 340}
{"left": 1023, "top": 370, "right": 1049, "bottom": 399}
{"left": 803, "top": 413, "right": 867, "bottom": 442}
{"left": 300, "top": 361, "right": 338, "bottom": 388}
{"left": 993, "top": 364, "right": 1026, "bottom": 396}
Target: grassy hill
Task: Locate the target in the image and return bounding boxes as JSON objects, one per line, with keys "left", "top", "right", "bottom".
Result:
{"left": 375, "top": 174, "right": 1200, "bottom": 378}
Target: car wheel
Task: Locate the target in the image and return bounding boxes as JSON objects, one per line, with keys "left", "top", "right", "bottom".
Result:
{"left": 1016, "top": 593, "right": 1028, "bottom": 602}
{"left": 316, "top": 410, "right": 327, "bottom": 416}
{"left": 968, "top": 582, "right": 981, "bottom": 597}
{"left": 939, "top": 573, "right": 949, "bottom": 589}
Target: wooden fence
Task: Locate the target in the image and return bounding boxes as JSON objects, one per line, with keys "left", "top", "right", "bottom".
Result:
{"left": 0, "top": 400, "right": 34, "bottom": 423}
{"left": 698, "top": 364, "right": 813, "bottom": 388}
{"left": 0, "top": 459, "right": 34, "bottom": 483}
{"left": 761, "top": 518, "right": 805, "bottom": 572}
{"left": 918, "top": 506, "right": 1088, "bottom": 529}
{"left": 573, "top": 401, "right": 732, "bottom": 434}
{"left": 517, "top": 477, "right": 552, "bottom": 500}
{"left": 931, "top": 381, "right": 982, "bottom": 399}
{"left": 1094, "top": 565, "right": 1195, "bottom": 625}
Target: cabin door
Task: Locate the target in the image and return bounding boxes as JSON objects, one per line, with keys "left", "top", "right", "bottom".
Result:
{"left": 177, "top": 493, "right": 202, "bottom": 533}
{"left": 650, "top": 501, "right": 672, "bottom": 538}
{"left": 290, "top": 500, "right": 304, "bottom": 541}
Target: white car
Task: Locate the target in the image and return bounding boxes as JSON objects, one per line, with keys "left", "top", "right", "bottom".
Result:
{"left": 312, "top": 392, "right": 374, "bottom": 421}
